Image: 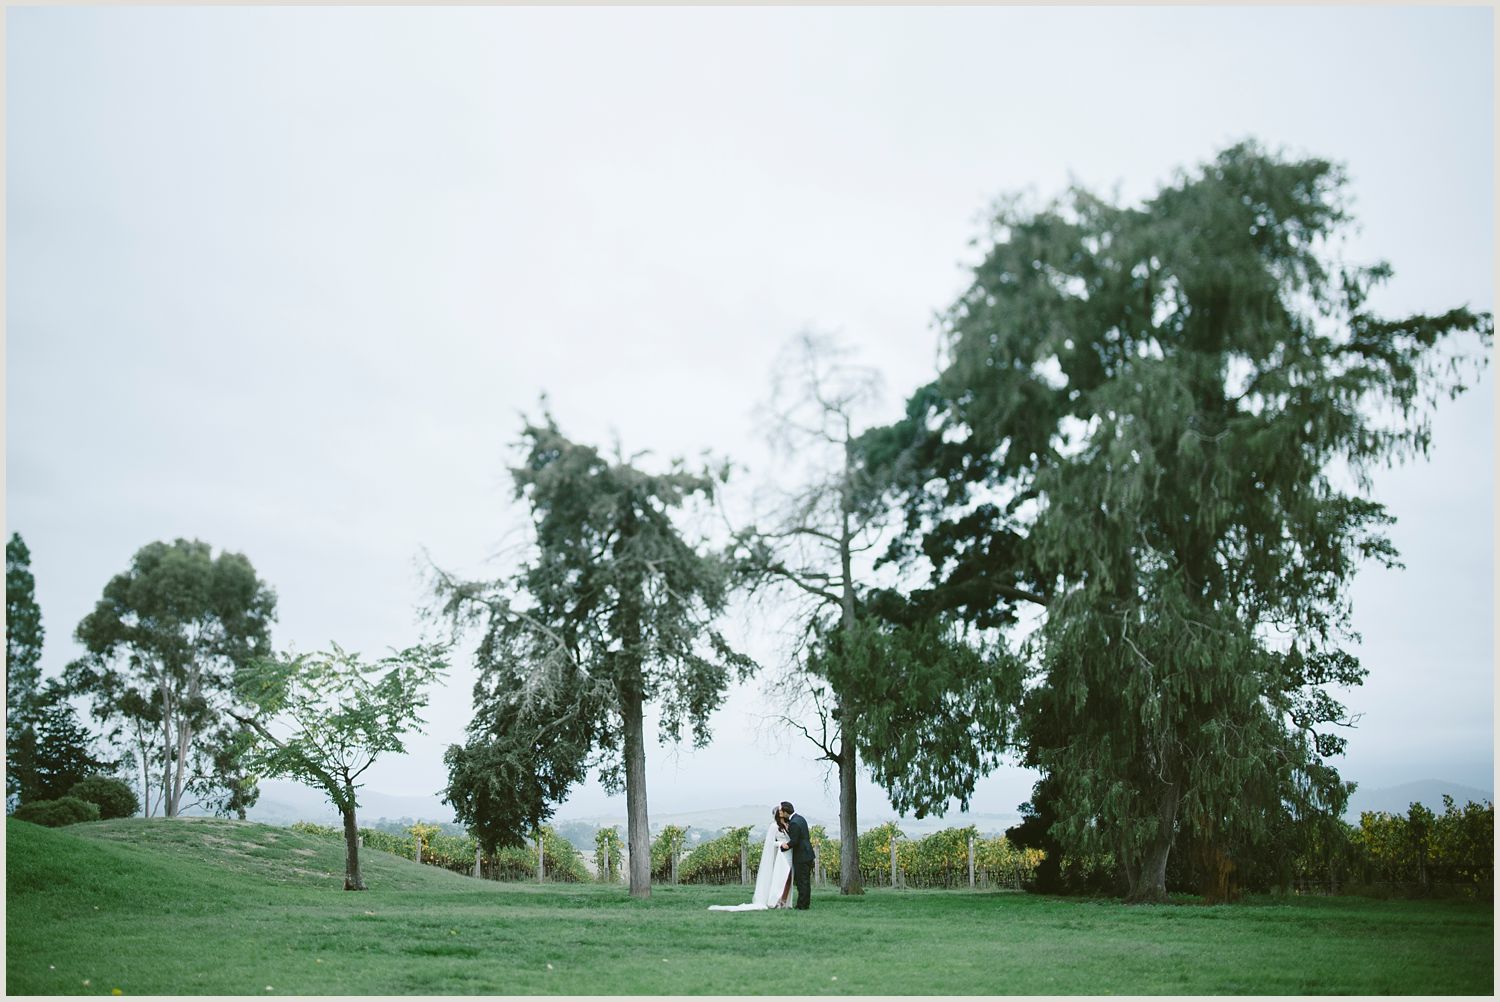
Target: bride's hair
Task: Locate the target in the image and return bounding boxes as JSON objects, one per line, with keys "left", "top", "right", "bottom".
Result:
{"left": 772, "top": 806, "right": 787, "bottom": 831}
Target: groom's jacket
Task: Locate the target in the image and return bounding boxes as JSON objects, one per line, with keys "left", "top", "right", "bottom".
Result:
{"left": 783, "top": 813, "right": 815, "bottom": 865}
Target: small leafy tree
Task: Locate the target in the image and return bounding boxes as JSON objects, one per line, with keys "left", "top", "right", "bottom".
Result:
{"left": 233, "top": 643, "right": 447, "bottom": 890}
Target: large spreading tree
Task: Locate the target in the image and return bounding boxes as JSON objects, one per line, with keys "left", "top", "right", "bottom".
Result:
{"left": 432, "top": 414, "right": 754, "bottom": 898}
{"left": 67, "top": 538, "right": 277, "bottom": 817}
{"left": 870, "top": 142, "right": 1490, "bottom": 901}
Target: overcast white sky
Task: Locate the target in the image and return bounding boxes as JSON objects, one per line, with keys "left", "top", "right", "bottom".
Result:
{"left": 7, "top": 6, "right": 1493, "bottom": 827}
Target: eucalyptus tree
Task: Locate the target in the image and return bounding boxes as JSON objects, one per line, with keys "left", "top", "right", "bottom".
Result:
{"left": 432, "top": 414, "right": 754, "bottom": 898}
{"left": 66, "top": 539, "right": 277, "bottom": 817}
{"left": 878, "top": 141, "right": 1491, "bottom": 901}
{"left": 234, "top": 643, "right": 448, "bottom": 890}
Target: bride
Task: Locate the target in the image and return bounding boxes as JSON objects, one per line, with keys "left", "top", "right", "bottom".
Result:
{"left": 707, "top": 806, "right": 794, "bottom": 911}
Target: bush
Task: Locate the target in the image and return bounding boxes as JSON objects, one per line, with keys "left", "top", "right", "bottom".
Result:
{"left": 67, "top": 777, "right": 138, "bottom": 820}
{"left": 14, "top": 796, "right": 101, "bottom": 827}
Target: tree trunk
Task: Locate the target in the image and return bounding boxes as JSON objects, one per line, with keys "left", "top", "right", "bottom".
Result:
{"left": 837, "top": 739, "right": 863, "bottom": 895}
{"left": 160, "top": 683, "right": 175, "bottom": 817}
{"left": 1126, "top": 782, "right": 1179, "bottom": 904}
{"left": 169, "top": 718, "right": 191, "bottom": 817}
{"left": 836, "top": 480, "right": 865, "bottom": 896}
{"left": 621, "top": 681, "right": 651, "bottom": 898}
{"left": 341, "top": 803, "right": 366, "bottom": 891}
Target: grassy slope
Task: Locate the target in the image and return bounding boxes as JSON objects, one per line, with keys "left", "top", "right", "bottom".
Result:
{"left": 5, "top": 818, "right": 1493, "bottom": 996}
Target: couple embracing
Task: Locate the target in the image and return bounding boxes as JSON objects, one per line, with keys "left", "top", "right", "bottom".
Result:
{"left": 708, "top": 801, "right": 815, "bottom": 912}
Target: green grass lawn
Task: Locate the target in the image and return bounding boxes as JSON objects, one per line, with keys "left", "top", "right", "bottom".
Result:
{"left": 6, "top": 817, "right": 1492, "bottom": 995}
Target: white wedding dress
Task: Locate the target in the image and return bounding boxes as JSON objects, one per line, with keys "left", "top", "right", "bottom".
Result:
{"left": 707, "top": 823, "right": 793, "bottom": 911}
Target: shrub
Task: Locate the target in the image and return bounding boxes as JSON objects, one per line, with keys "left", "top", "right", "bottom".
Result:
{"left": 66, "top": 777, "right": 138, "bottom": 820}
{"left": 14, "top": 796, "right": 101, "bottom": 827}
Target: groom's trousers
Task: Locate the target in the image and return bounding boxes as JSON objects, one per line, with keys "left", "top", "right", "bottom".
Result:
{"left": 793, "top": 859, "right": 813, "bottom": 910}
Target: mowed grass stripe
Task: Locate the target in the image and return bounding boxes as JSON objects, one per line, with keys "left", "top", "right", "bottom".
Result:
{"left": 6, "top": 818, "right": 1492, "bottom": 995}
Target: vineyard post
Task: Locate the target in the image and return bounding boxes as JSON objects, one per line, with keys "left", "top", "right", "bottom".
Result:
{"left": 473, "top": 845, "right": 481, "bottom": 878}
{"left": 537, "top": 829, "right": 545, "bottom": 883}
{"left": 968, "top": 836, "right": 976, "bottom": 889}
{"left": 670, "top": 834, "right": 679, "bottom": 885}
{"left": 415, "top": 834, "right": 422, "bottom": 865}
{"left": 739, "top": 840, "right": 748, "bottom": 884}
{"left": 602, "top": 842, "right": 611, "bottom": 881}
{"left": 890, "top": 837, "right": 899, "bottom": 888}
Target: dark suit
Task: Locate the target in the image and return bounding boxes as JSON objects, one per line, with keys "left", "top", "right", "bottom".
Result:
{"left": 781, "top": 812, "right": 815, "bottom": 909}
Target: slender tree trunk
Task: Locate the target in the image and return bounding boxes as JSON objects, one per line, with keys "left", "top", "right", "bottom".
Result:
{"left": 1127, "top": 781, "right": 1179, "bottom": 904}
{"left": 837, "top": 738, "right": 863, "bottom": 895}
{"left": 160, "top": 681, "right": 175, "bottom": 817}
{"left": 170, "top": 718, "right": 192, "bottom": 818}
{"left": 621, "top": 679, "right": 651, "bottom": 898}
{"left": 341, "top": 800, "right": 365, "bottom": 891}
{"left": 836, "top": 487, "right": 865, "bottom": 896}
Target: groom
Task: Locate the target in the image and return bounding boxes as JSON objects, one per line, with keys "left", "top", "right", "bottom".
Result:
{"left": 778, "top": 800, "right": 815, "bottom": 910}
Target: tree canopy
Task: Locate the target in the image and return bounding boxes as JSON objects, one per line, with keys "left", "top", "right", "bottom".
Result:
{"left": 869, "top": 141, "right": 1491, "bottom": 901}
{"left": 67, "top": 538, "right": 277, "bottom": 817}
{"left": 433, "top": 413, "right": 754, "bottom": 896}
{"left": 235, "top": 642, "right": 448, "bottom": 889}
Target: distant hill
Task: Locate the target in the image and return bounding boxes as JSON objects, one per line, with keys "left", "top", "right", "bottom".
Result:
{"left": 1345, "top": 779, "right": 1493, "bottom": 820}
{"left": 559, "top": 802, "right": 1022, "bottom": 840}
{"left": 240, "top": 779, "right": 455, "bottom": 827}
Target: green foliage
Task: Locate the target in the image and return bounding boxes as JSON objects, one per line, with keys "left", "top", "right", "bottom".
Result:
{"left": 290, "top": 819, "right": 590, "bottom": 882}
{"left": 431, "top": 414, "right": 754, "bottom": 891}
{"left": 678, "top": 826, "right": 752, "bottom": 884}
{"left": 8, "top": 682, "right": 111, "bottom": 807}
{"left": 1353, "top": 798, "right": 1493, "bottom": 897}
{"left": 872, "top": 142, "right": 1492, "bottom": 901}
{"left": 809, "top": 618, "right": 1023, "bottom": 818}
{"left": 2, "top": 536, "right": 105, "bottom": 810}
{"left": 650, "top": 824, "right": 690, "bottom": 881}
{"left": 235, "top": 643, "right": 448, "bottom": 814}
{"left": 594, "top": 825, "right": 624, "bottom": 881}
{"left": 14, "top": 795, "right": 101, "bottom": 827}
{"left": 6, "top": 534, "right": 45, "bottom": 703}
{"left": 810, "top": 822, "right": 1044, "bottom": 894}
{"left": 6, "top": 535, "right": 45, "bottom": 763}
{"left": 66, "top": 777, "right": 139, "bottom": 820}
{"left": 66, "top": 538, "right": 277, "bottom": 817}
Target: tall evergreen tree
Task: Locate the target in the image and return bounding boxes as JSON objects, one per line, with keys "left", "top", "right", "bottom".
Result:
{"left": 875, "top": 142, "right": 1490, "bottom": 901}
{"left": 7, "top": 534, "right": 109, "bottom": 807}
{"left": 432, "top": 414, "right": 754, "bottom": 898}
